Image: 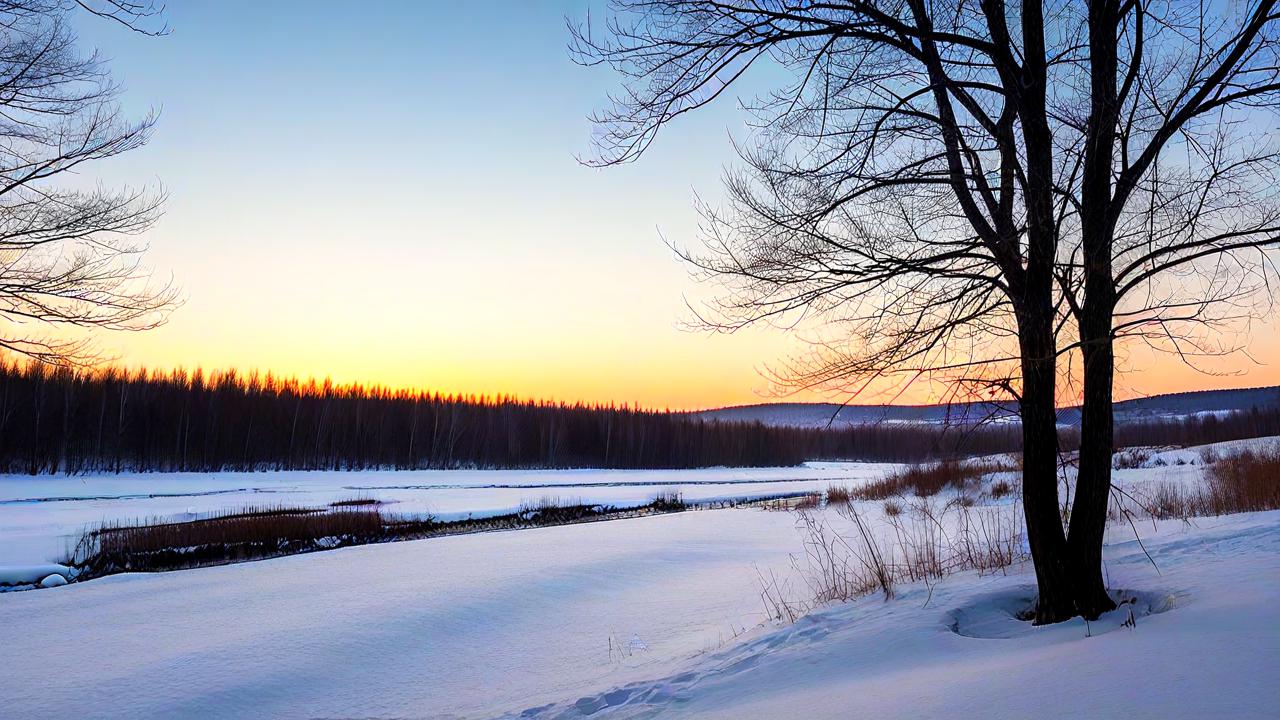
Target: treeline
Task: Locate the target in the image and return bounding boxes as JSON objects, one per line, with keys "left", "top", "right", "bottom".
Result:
{"left": 0, "top": 360, "right": 1012, "bottom": 474}
{"left": 0, "top": 360, "right": 1274, "bottom": 475}
{"left": 1110, "top": 406, "right": 1280, "bottom": 449}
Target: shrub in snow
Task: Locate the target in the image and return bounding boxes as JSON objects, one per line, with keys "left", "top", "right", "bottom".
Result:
{"left": 648, "top": 489, "right": 686, "bottom": 512}
{"left": 39, "top": 573, "right": 67, "bottom": 588}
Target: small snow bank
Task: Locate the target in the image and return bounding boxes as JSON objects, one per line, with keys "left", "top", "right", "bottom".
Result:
{"left": 0, "top": 563, "right": 75, "bottom": 591}
{"left": 38, "top": 573, "right": 67, "bottom": 588}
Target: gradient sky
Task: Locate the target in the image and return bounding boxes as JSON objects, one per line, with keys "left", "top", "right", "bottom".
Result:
{"left": 63, "top": 1, "right": 1280, "bottom": 410}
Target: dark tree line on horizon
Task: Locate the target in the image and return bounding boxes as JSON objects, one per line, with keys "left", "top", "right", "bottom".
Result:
{"left": 0, "top": 360, "right": 1000, "bottom": 474}
{"left": 0, "top": 359, "right": 1276, "bottom": 475}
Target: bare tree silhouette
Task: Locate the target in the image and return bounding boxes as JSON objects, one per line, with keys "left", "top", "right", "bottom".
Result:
{"left": 0, "top": 0, "right": 176, "bottom": 365}
{"left": 573, "top": 0, "right": 1280, "bottom": 622}
{"left": 573, "top": 0, "right": 1088, "bottom": 623}
{"left": 1050, "top": 0, "right": 1280, "bottom": 617}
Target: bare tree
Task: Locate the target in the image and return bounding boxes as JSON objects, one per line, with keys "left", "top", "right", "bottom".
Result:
{"left": 0, "top": 0, "right": 175, "bottom": 365}
{"left": 573, "top": 0, "right": 1081, "bottom": 622}
{"left": 574, "top": 0, "right": 1280, "bottom": 623}
{"left": 1050, "top": 0, "right": 1280, "bottom": 617}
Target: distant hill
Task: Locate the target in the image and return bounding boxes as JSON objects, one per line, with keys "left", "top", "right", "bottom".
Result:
{"left": 694, "top": 386, "right": 1280, "bottom": 429}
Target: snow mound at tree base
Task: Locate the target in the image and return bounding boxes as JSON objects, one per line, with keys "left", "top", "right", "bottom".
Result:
{"left": 945, "top": 586, "right": 1182, "bottom": 639}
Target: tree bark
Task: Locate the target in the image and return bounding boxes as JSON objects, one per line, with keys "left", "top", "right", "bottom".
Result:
{"left": 1018, "top": 307, "right": 1076, "bottom": 624}
{"left": 1068, "top": 0, "right": 1120, "bottom": 620}
{"left": 1070, "top": 314, "right": 1118, "bottom": 619}
{"left": 1014, "top": 0, "right": 1076, "bottom": 625}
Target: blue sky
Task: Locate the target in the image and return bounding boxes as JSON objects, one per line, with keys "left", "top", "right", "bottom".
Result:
{"left": 60, "top": 1, "right": 1280, "bottom": 408}
{"left": 66, "top": 1, "right": 814, "bottom": 409}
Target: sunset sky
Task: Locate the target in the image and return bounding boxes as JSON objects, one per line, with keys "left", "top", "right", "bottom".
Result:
{"left": 66, "top": 0, "right": 1280, "bottom": 410}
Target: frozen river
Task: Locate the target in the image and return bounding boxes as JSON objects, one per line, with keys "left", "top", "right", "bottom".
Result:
{"left": 0, "top": 462, "right": 893, "bottom": 564}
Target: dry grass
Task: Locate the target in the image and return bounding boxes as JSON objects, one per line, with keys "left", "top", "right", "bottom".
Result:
{"left": 1142, "top": 481, "right": 1195, "bottom": 520}
{"left": 649, "top": 488, "right": 686, "bottom": 512}
{"left": 949, "top": 502, "right": 1023, "bottom": 572}
{"left": 794, "top": 507, "right": 894, "bottom": 604}
{"left": 989, "top": 479, "right": 1014, "bottom": 499}
{"left": 882, "top": 499, "right": 1025, "bottom": 580}
{"left": 518, "top": 496, "right": 612, "bottom": 523}
{"left": 329, "top": 496, "right": 383, "bottom": 507}
{"left": 825, "top": 485, "right": 852, "bottom": 505}
{"left": 1202, "top": 447, "right": 1280, "bottom": 513}
{"left": 854, "top": 460, "right": 1010, "bottom": 501}
{"left": 1115, "top": 447, "right": 1280, "bottom": 521}
{"left": 794, "top": 492, "right": 823, "bottom": 511}
{"left": 66, "top": 505, "right": 403, "bottom": 576}
{"left": 762, "top": 498, "right": 1028, "bottom": 622}
{"left": 65, "top": 491, "right": 702, "bottom": 580}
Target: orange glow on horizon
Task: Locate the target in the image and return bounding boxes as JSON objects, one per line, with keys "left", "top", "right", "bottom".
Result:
{"left": 86, "top": 315, "right": 1280, "bottom": 413}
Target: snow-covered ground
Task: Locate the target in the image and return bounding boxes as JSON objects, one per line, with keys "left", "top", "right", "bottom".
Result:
{"left": 0, "top": 509, "right": 813, "bottom": 718}
{"left": 1, "top": 438, "right": 1277, "bottom": 718}
{"left": 1, "top": 504, "right": 1276, "bottom": 718}
{"left": 523, "top": 510, "right": 1280, "bottom": 720}
{"left": 0, "top": 462, "right": 890, "bottom": 565}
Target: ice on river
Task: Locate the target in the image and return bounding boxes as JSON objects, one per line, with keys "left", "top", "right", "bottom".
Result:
{"left": 0, "top": 462, "right": 892, "bottom": 564}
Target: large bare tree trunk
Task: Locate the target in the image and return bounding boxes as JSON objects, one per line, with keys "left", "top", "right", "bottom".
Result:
{"left": 1015, "top": 0, "right": 1075, "bottom": 625}
{"left": 1071, "top": 226, "right": 1118, "bottom": 618}
{"left": 1018, "top": 307, "right": 1075, "bottom": 624}
{"left": 1067, "top": 0, "right": 1121, "bottom": 620}
{"left": 1071, "top": 312, "right": 1118, "bottom": 619}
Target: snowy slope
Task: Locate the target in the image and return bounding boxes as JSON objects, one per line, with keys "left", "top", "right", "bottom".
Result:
{"left": 0, "top": 509, "right": 812, "bottom": 719}
{"left": 522, "top": 511, "right": 1280, "bottom": 720}
{"left": 0, "top": 501, "right": 1277, "bottom": 717}
{"left": 2, "top": 440, "right": 1277, "bottom": 718}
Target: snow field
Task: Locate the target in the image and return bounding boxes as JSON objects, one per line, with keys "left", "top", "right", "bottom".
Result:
{"left": 0, "top": 509, "right": 810, "bottom": 718}
{"left": 1, "top": 436, "right": 1277, "bottom": 718}
{"left": 520, "top": 511, "right": 1280, "bottom": 719}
